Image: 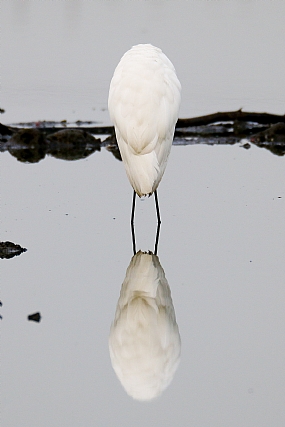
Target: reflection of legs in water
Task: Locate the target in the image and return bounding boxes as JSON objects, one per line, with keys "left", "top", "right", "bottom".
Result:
{"left": 131, "top": 220, "right": 136, "bottom": 255}
{"left": 154, "top": 220, "right": 160, "bottom": 255}
{"left": 154, "top": 190, "right": 161, "bottom": 255}
{"left": 131, "top": 191, "right": 136, "bottom": 255}
{"left": 130, "top": 190, "right": 161, "bottom": 255}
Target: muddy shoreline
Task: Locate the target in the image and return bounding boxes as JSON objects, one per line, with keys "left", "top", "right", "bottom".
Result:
{"left": 1, "top": 110, "right": 285, "bottom": 161}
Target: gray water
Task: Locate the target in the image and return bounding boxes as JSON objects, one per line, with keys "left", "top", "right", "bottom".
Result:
{"left": 1, "top": 2, "right": 285, "bottom": 426}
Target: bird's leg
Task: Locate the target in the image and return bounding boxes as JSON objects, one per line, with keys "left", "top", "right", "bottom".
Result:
{"left": 131, "top": 190, "right": 136, "bottom": 225}
{"left": 131, "top": 190, "right": 136, "bottom": 255}
{"left": 154, "top": 190, "right": 161, "bottom": 225}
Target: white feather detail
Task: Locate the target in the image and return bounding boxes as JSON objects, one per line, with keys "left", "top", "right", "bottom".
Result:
{"left": 108, "top": 44, "right": 181, "bottom": 196}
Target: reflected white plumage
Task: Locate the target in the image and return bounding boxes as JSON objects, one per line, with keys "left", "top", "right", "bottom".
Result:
{"left": 108, "top": 44, "right": 181, "bottom": 199}
{"left": 109, "top": 251, "right": 181, "bottom": 401}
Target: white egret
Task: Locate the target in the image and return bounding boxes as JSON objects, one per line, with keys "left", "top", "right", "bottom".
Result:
{"left": 108, "top": 44, "right": 181, "bottom": 223}
{"left": 109, "top": 251, "right": 181, "bottom": 401}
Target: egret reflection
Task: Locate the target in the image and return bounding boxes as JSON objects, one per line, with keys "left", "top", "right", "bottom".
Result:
{"left": 109, "top": 251, "right": 181, "bottom": 401}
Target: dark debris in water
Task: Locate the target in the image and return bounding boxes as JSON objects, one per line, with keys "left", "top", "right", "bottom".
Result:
{"left": 0, "top": 241, "right": 27, "bottom": 259}
{"left": 250, "top": 122, "right": 285, "bottom": 142}
{"left": 8, "top": 128, "right": 46, "bottom": 163}
{"left": 1, "top": 126, "right": 101, "bottom": 163}
{"left": 247, "top": 123, "right": 285, "bottom": 156}
{"left": 46, "top": 129, "right": 101, "bottom": 161}
{"left": 28, "top": 312, "right": 41, "bottom": 323}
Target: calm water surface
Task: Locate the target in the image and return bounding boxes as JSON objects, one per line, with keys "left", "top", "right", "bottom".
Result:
{"left": 1, "top": 2, "right": 285, "bottom": 427}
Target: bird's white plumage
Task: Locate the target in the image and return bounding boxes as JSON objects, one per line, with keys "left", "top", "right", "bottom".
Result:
{"left": 108, "top": 44, "right": 181, "bottom": 197}
{"left": 109, "top": 251, "right": 181, "bottom": 401}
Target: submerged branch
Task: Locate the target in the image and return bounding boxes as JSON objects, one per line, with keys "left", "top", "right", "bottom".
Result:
{"left": 176, "top": 110, "right": 285, "bottom": 128}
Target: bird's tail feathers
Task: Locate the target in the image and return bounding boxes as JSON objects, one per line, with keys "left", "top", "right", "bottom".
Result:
{"left": 124, "top": 151, "right": 159, "bottom": 197}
